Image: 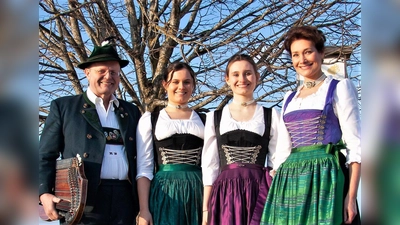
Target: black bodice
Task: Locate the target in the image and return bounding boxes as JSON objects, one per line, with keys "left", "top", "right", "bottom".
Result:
{"left": 217, "top": 129, "right": 268, "bottom": 166}
{"left": 154, "top": 133, "right": 204, "bottom": 166}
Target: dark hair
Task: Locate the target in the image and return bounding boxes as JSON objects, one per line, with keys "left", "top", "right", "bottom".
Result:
{"left": 225, "top": 54, "right": 258, "bottom": 77}
{"left": 283, "top": 26, "right": 326, "bottom": 56}
{"left": 163, "top": 61, "right": 197, "bottom": 90}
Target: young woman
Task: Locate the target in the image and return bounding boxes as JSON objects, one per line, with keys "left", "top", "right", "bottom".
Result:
{"left": 261, "top": 26, "right": 361, "bottom": 225}
{"left": 136, "top": 62, "right": 205, "bottom": 225}
{"left": 201, "top": 54, "right": 279, "bottom": 225}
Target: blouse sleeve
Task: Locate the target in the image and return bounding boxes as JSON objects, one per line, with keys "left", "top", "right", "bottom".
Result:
{"left": 135, "top": 111, "right": 155, "bottom": 180}
{"left": 265, "top": 107, "right": 280, "bottom": 168}
{"left": 271, "top": 92, "right": 293, "bottom": 171}
{"left": 201, "top": 111, "right": 221, "bottom": 185}
{"left": 334, "top": 79, "right": 361, "bottom": 165}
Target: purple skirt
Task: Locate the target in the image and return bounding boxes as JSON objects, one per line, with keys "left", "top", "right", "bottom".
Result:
{"left": 208, "top": 163, "right": 272, "bottom": 225}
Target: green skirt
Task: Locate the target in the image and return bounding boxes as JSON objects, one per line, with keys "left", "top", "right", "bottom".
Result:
{"left": 261, "top": 144, "right": 345, "bottom": 225}
{"left": 150, "top": 164, "right": 203, "bottom": 225}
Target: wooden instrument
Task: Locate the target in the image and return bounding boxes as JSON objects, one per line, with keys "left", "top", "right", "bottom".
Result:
{"left": 39, "top": 155, "right": 88, "bottom": 225}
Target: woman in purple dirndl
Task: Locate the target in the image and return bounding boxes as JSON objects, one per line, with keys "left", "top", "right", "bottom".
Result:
{"left": 201, "top": 54, "right": 279, "bottom": 225}
{"left": 260, "top": 26, "right": 361, "bottom": 225}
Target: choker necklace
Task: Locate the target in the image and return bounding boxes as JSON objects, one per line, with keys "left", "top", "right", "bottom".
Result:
{"left": 304, "top": 74, "right": 326, "bottom": 89}
{"left": 167, "top": 102, "right": 189, "bottom": 109}
{"left": 232, "top": 98, "right": 256, "bottom": 107}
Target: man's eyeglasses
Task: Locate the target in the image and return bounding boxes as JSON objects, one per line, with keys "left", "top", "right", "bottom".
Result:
{"left": 91, "top": 69, "right": 120, "bottom": 76}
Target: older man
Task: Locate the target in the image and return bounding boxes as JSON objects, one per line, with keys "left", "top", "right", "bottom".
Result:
{"left": 39, "top": 44, "right": 140, "bottom": 224}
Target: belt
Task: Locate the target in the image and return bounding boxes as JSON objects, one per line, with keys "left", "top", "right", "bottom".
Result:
{"left": 158, "top": 164, "right": 201, "bottom": 172}
{"left": 100, "top": 179, "right": 131, "bottom": 186}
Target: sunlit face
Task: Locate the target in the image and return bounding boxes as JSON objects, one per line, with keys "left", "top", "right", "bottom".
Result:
{"left": 226, "top": 60, "right": 259, "bottom": 97}
{"left": 85, "top": 61, "right": 121, "bottom": 100}
{"left": 290, "top": 39, "right": 324, "bottom": 80}
{"left": 163, "top": 68, "right": 194, "bottom": 105}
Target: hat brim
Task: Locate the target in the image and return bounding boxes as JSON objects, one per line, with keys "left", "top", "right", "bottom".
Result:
{"left": 77, "top": 57, "right": 129, "bottom": 69}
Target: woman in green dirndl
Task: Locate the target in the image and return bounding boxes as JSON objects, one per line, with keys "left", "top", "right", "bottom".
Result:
{"left": 136, "top": 62, "right": 206, "bottom": 225}
{"left": 261, "top": 26, "right": 361, "bottom": 225}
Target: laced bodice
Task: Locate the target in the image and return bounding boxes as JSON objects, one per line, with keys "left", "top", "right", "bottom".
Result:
{"left": 159, "top": 146, "right": 202, "bottom": 165}
{"left": 283, "top": 80, "right": 342, "bottom": 148}
{"left": 217, "top": 129, "right": 268, "bottom": 166}
{"left": 222, "top": 145, "right": 262, "bottom": 164}
{"left": 154, "top": 133, "right": 203, "bottom": 166}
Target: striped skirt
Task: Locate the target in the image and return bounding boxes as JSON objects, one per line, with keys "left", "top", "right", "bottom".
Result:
{"left": 261, "top": 144, "right": 345, "bottom": 225}
{"left": 150, "top": 164, "right": 203, "bottom": 225}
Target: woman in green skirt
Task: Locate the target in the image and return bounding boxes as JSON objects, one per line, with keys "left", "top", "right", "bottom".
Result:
{"left": 261, "top": 26, "right": 361, "bottom": 225}
{"left": 136, "top": 62, "right": 206, "bottom": 225}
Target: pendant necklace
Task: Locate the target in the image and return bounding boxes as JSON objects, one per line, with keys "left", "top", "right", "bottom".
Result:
{"left": 167, "top": 102, "right": 189, "bottom": 109}
{"left": 304, "top": 74, "right": 326, "bottom": 89}
{"left": 232, "top": 98, "right": 256, "bottom": 107}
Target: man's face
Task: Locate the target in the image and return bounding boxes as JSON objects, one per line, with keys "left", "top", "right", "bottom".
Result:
{"left": 85, "top": 61, "right": 121, "bottom": 100}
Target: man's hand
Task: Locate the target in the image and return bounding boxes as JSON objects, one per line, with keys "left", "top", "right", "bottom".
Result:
{"left": 39, "top": 193, "right": 62, "bottom": 221}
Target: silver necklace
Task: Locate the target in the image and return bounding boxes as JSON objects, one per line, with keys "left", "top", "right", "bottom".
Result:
{"left": 304, "top": 74, "right": 326, "bottom": 89}
{"left": 167, "top": 102, "right": 189, "bottom": 109}
{"left": 232, "top": 98, "right": 256, "bottom": 107}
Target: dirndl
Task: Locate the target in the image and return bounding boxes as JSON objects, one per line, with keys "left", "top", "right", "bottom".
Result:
{"left": 208, "top": 163, "right": 272, "bottom": 225}
{"left": 149, "top": 164, "right": 203, "bottom": 225}
{"left": 261, "top": 144, "right": 345, "bottom": 225}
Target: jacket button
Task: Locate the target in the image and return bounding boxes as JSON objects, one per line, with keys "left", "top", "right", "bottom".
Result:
{"left": 86, "top": 134, "right": 92, "bottom": 139}
{"left": 81, "top": 110, "right": 85, "bottom": 114}
{"left": 83, "top": 153, "right": 89, "bottom": 158}
{"left": 83, "top": 103, "right": 88, "bottom": 108}
{"left": 129, "top": 137, "right": 133, "bottom": 141}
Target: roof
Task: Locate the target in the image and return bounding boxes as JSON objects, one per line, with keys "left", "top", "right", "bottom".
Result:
{"left": 324, "top": 46, "right": 353, "bottom": 59}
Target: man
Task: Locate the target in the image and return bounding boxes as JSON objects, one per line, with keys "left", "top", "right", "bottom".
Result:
{"left": 39, "top": 44, "right": 140, "bottom": 224}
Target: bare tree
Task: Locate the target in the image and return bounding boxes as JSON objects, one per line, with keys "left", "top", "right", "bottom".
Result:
{"left": 39, "top": 0, "right": 361, "bottom": 127}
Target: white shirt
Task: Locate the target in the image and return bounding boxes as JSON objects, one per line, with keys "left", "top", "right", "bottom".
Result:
{"left": 201, "top": 104, "right": 280, "bottom": 186}
{"left": 273, "top": 76, "right": 361, "bottom": 171}
{"left": 86, "top": 88, "right": 129, "bottom": 180}
{"left": 136, "top": 109, "right": 205, "bottom": 180}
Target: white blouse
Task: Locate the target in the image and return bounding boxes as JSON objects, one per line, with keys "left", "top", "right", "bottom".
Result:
{"left": 136, "top": 109, "right": 205, "bottom": 180}
{"left": 273, "top": 76, "right": 361, "bottom": 171}
{"left": 201, "top": 104, "right": 280, "bottom": 185}
{"left": 87, "top": 88, "right": 129, "bottom": 180}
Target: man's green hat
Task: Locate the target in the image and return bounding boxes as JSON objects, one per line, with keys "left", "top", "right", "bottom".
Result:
{"left": 77, "top": 45, "right": 129, "bottom": 69}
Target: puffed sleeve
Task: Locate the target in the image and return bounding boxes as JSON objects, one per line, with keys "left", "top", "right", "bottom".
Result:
{"left": 201, "top": 111, "right": 221, "bottom": 185}
{"left": 334, "top": 79, "right": 361, "bottom": 165}
{"left": 271, "top": 91, "right": 293, "bottom": 171}
{"left": 265, "top": 107, "right": 280, "bottom": 168}
{"left": 136, "top": 111, "right": 155, "bottom": 180}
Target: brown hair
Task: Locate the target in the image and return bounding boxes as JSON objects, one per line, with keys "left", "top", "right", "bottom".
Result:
{"left": 225, "top": 54, "right": 258, "bottom": 77}
{"left": 163, "top": 61, "right": 197, "bottom": 90}
{"left": 283, "top": 26, "right": 326, "bottom": 56}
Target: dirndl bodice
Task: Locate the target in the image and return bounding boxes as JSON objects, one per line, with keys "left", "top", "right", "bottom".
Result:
{"left": 153, "top": 133, "right": 203, "bottom": 166}
{"left": 217, "top": 129, "right": 268, "bottom": 167}
{"left": 283, "top": 80, "right": 342, "bottom": 148}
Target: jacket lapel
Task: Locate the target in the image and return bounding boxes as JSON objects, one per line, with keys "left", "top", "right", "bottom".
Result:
{"left": 114, "top": 102, "right": 129, "bottom": 141}
{"left": 81, "top": 92, "right": 103, "bottom": 134}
